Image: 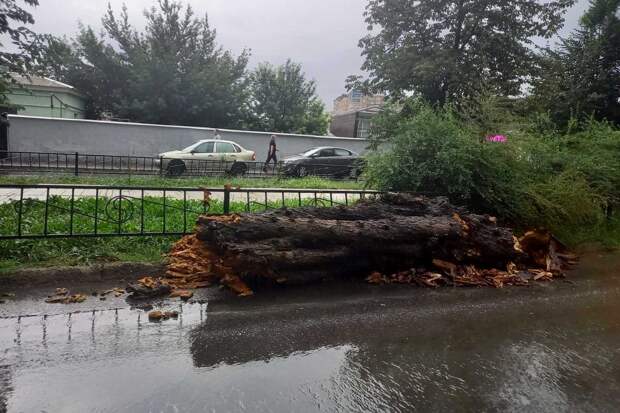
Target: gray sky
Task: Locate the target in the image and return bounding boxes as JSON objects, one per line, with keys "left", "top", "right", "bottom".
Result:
{"left": 25, "top": 0, "right": 589, "bottom": 109}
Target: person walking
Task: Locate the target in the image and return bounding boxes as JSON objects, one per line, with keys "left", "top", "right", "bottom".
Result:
{"left": 213, "top": 129, "right": 222, "bottom": 140}
{"left": 0, "top": 113, "right": 10, "bottom": 160}
{"left": 263, "top": 134, "right": 278, "bottom": 172}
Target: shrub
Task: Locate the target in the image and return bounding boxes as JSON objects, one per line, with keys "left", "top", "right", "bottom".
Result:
{"left": 365, "top": 99, "right": 619, "bottom": 246}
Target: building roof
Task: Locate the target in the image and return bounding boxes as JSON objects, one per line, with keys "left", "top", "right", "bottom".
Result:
{"left": 10, "top": 74, "right": 79, "bottom": 93}
{"left": 331, "top": 104, "right": 384, "bottom": 118}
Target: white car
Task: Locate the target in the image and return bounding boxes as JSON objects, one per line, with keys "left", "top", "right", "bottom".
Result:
{"left": 158, "top": 139, "right": 256, "bottom": 176}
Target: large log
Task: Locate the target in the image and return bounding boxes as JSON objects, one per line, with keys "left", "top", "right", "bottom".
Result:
{"left": 192, "top": 194, "right": 521, "bottom": 286}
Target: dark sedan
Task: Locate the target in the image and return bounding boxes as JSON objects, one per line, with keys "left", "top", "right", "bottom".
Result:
{"left": 281, "top": 147, "right": 364, "bottom": 178}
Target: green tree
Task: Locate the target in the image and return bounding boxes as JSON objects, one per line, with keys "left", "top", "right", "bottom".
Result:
{"left": 38, "top": 0, "right": 249, "bottom": 127}
{"left": 531, "top": 0, "right": 620, "bottom": 125}
{"left": 353, "top": 0, "right": 574, "bottom": 104}
{"left": 37, "top": 30, "right": 132, "bottom": 119}
{"left": 0, "top": 0, "right": 41, "bottom": 104}
{"left": 247, "top": 60, "right": 329, "bottom": 135}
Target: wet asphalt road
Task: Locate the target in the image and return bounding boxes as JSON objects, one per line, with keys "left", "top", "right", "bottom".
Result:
{"left": 1, "top": 252, "right": 619, "bottom": 412}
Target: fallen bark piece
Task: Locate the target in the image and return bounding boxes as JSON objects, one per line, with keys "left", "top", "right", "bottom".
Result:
{"left": 148, "top": 309, "right": 179, "bottom": 321}
{"left": 161, "top": 194, "right": 573, "bottom": 295}
{"left": 148, "top": 310, "right": 165, "bottom": 321}
{"left": 127, "top": 278, "right": 172, "bottom": 298}
{"left": 221, "top": 274, "right": 254, "bottom": 297}
{"left": 169, "top": 290, "right": 194, "bottom": 301}
{"left": 366, "top": 272, "right": 385, "bottom": 285}
{"left": 45, "top": 293, "right": 88, "bottom": 304}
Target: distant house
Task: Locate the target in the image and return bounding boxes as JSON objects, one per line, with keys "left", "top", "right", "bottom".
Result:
{"left": 2, "top": 74, "right": 86, "bottom": 119}
{"left": 330, "top": 90, "right": 385, "bottom": 138}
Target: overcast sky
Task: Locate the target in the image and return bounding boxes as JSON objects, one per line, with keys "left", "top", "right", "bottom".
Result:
{"left": 25, "top": 0, "right": 589, "bottom": 109}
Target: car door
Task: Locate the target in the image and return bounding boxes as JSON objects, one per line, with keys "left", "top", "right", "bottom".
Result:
{"left": 191, "top": 141, "right": 216, "bottom": 161}
{"left": 215, "top": 142, "right": 238, "bottom": 162}
{"left": 333, "top": 148, "right": 354, "bottom": 176}
{"left": 186, "top": 141, "right": 215, "bottom": 173}
{"left": 314, "top": 148, "right": 336, "bottom": 176}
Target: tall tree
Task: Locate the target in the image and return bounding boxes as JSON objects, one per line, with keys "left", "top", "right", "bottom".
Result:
{"left": 531, "top": 0, "right": 620, "bottom": 125}
{"left": 247, "top": 60, "right": 328, "bottom": 135}
{"left": 38, "top": 0, "right": 250, "bottom": 127}
{"left": 0, "top": 0, "right": 41, "bottom": 104}
{"left": 353, "top": 0, "right": 574, "bottom": 104}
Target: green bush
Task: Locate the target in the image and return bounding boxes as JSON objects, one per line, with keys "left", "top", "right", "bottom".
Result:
{"left": 365, "top": 99, "right": 620, "bottom": 246}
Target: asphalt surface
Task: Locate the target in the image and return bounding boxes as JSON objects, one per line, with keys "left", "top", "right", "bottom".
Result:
{"left": 1, "top": 252, "right": 619, "bottom": 412}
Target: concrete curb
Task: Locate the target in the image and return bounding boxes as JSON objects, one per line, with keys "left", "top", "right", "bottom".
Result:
{"left": 0, "top": 262, "right": 166, "bottom": 287}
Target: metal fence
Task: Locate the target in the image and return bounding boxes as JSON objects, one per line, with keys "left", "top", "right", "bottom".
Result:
{"left": 0, "top": 184, "right": 379, "bottom": 239}
{"left": 0, "top": 150, "right": 364, "bottom": 180}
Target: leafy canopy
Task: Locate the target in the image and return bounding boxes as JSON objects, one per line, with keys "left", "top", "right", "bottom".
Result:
{"left": 353, "top": 0, "right": 574, "bottom": 104}
{"left": 0, "top": 0, "right": 41, "bottom": 104}
{"left": 38, "top": 0, "right": 250, "bottom": 128}
{"left": 36, "top": 1, "right": 330, "bottom": 133}
{"left": 247, "top": 60, "right": 329, "bottom": 135}
{"left": 530, "top": 0, "right": 620, "bottom": 125}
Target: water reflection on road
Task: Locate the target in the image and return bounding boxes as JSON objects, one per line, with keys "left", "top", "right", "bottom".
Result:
{"left": 1, "top": 252, "right": 620, "bottom": 412}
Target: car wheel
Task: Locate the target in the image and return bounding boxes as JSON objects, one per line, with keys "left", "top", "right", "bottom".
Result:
{"left": 230, "top": 162, "right": 248, "bottom": 176}
{"left": 296, "top": 165, "right": 309, "bottom": 177}
{"left": 167, "top": 160, "right": 186, "bottom": 176}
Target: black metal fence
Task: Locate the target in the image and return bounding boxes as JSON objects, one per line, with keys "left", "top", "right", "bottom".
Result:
{"left": 0, "top": 184, "right": 379, "bottom": 239}
{"left": 0, "top": 151, "right": 364, "bottom": 180}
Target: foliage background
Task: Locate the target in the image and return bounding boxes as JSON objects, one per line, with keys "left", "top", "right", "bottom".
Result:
{"left": 364, "top": 98, "right": 620, "bottom": 246}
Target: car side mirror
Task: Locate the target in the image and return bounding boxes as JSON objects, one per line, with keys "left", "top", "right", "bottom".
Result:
{"left": 190, "top": 150, "right": 197, "bottom": 154}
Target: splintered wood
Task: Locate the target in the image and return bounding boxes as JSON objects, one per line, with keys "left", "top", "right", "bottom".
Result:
{"left": 366, "top": 260, "right": 556, "bottom": 289}
{"left": 135, "top": 194, "right": 576, "bottom": 297}
{"left": 129, "top": 215, "right": 254, "bottom": 298}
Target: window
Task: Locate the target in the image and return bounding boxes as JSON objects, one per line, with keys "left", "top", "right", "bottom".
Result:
{"left": 194, "top": 142, "right": 214, "bottom": 153}
{"left": 318, "top": 148, "right": 335, "bottom": 157}
{"left": 216, "top": 142, "right": 236, "bottom": 153}
{"left": 301, "top": 148, "right": 320, "bottom": 157}
{"left": 357, "top": 118, "right": 371, "bottom": 138}
{"left": 232, "top": 144, "right": 242, "bottom": 153}
{"left": 334, "top": 148, "right": 351, "bottom": 156}
{"left": 350, "top": 89, "right": 362, "bottom": 104}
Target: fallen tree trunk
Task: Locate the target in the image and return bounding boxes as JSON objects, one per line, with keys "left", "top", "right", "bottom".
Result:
{"left": 138, "top": 194, "right": 574, "bottom": 297}
{"left": 193, "top": 194, "right": 521, "bottom": 285}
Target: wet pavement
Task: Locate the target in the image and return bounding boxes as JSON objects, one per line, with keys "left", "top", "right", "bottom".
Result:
{"left": 1, "top": 252, "right": 619, "bottom": 412}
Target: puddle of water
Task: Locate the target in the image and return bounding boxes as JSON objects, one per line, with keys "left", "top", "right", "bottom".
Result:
{"left": 0, "top": 253, "right": 619, "bottom": 412}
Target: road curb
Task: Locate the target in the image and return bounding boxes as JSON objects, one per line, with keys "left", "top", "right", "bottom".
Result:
{"left": 0, "top": 262, "right": 165, "bottom": 288}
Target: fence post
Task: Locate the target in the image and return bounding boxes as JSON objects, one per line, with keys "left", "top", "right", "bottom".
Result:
{"left": 74, "top": 152, "right": 79, "bottom": 176}
{"left": 159, "top": 156, "right": 164, "bottom": 177}
{"left": 223, "top": 185, "right": 230, "bottom": 215}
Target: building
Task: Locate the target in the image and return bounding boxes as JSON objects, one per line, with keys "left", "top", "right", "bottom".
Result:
{"left": 332, "top": 90, "right": 385, "bottom": 116}
{"left": 330, "top": 90, "right": 385, "bottom": 138}
{"left": 329, "top": 105, "right": 382, "bottom": 139}
{"left": 2, "top": 75, "right": 86, "bottom": 119}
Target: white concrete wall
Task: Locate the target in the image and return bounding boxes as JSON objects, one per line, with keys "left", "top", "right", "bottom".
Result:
{"left": 7, "top": 115, "right": 369, "bottom": 159}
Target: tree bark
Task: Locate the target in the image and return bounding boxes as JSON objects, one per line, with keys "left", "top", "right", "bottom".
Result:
{"left": 193, "top": 194, "right": 520, "bottom": 285}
